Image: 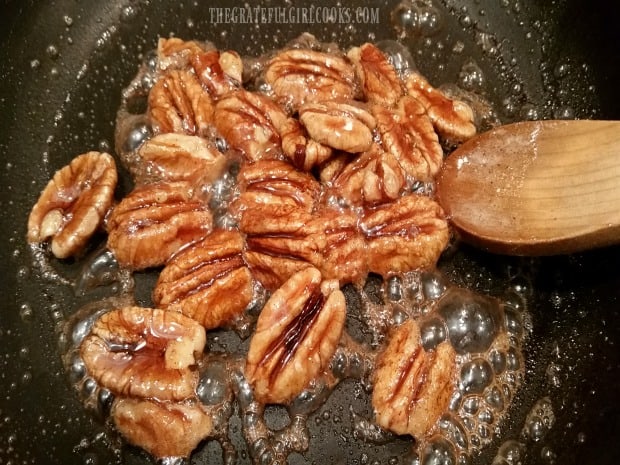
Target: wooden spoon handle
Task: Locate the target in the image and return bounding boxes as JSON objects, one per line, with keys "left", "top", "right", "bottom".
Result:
{"left": 436, "top": 120, "right": 620, "bottom": 255}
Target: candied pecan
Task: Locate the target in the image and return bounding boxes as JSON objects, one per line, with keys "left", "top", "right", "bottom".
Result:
{"left": 157, "top": 37, "right": 208, "bottom": 71}
{"left": 245, "top": 267, "right": 346, "bottom": 404}
{"left": 148, "top": 69, "right": 214, "bottom": 136}
{"left": 232, "top": 159, "right": 320, "bottom": 214}
{"left": 322, "top": 150, "right": 368, "bottom": 206}
{"left": 27, "top": 151, "right": 117, "bottom": 259}
{"left": 347, "top": 43, "right": 403, "bottom": 106}
{"left": 214, "top": 89, "right": 288, "bottom": 162}
{"left": 372, "top": 319, "right": 456, "bottom": 439}
{"left": 405, "top": 71, "right": 476, "bottom": 142}
{"left": 373, "top": 96, "right": 444, "bottom": 182}
{"left": 319, "top": 152, "right": 356, "bottom": 184}
{"left": 134, "top": 133, "right": 227, "bottom": 186}
{"left": 107, "top": 181, "right": 212, "bottom": 270}
{"left": 153, "top": 229, "right": 254, "bottom": 330}
{"left": 312, "top": 207, "right": 368, "bottom": 284}
{"left": 264, "top": 48, "right": 357, "bottom": 111}
{"left": 298, "top": 101, "right": 376, "bottom": 153}
{"left": 360, "top": 195, "right": 449, "bottom": 275}
{"left": 325, "top": 145, "right": 406, "bottom": 207}
{"left": 240, "top": 205, "right": 325, "bottom": 291}
{"left": 113, "top": 398, "right": 212, "bottom": 458}
{"left": 218, "top": 51, "right": 243, "bottom": 84}
{"left": 358, "top": 150, "right": 407, "bottom": 205}
{"left": 191, "top": 49, "right": 242, "bottom": 99}
{"left": 80, "top": 306, "right": 206, "bottom": 401}
{"left": 280, "top": 117, "right": 333, "bottom": 171}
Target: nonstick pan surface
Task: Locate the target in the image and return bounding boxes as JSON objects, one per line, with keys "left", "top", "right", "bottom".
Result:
{"left": 1, "top": 0, "right": 619, "bottom": 464}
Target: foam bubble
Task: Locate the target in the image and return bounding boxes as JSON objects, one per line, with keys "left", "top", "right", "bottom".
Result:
{"left": 421, "top": 271, "right": 448, "bottom": 301}
{"left": 376, "top": 40, "right": 417, "bottom": 76}
{"left": 420, "top": 316, "right": 447, "bottom": 350}
{"left": 458, "top": 60, "right": 485, "bottom": 91}
{"left": 522, "top": 397, "right": 554, "bottom": 442}
{"left": 420, "top": 436, "right": 457, "bottom": 465}
{"left": 197, "top": 360, "right": 231, "bottom": 406}
{"left": 391, "top": 0, "right": 444, "bottom": 39}
{"left": 460, "top": 358, "right": 494, "bottom": 394}
{"left": 438, "top": 289, "right": 503, "bottom": 355}
{"left": 439, "top": 413, "right": 469, "bottom": 451}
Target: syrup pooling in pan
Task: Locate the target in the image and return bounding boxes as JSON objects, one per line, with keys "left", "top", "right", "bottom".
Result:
{"left": 28, "top": 34, "right": 528, "bottom": 464}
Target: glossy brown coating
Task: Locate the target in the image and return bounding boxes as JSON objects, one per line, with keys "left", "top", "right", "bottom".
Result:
{"left": 107, "top": 181, "right": 212, "bottom": 269}
{"left": 27, "top": 151, "right": 117, "bottom": 258}
{"left": 245, "top": 267, "right": 346, "bottom": 404}
{"left": 153, "top": 229, "right": 254, "bottom": 330}
{"left": 80, "top": 306, "right": 206, "bottom": 401}
{"left": 373, "top": 319, "right": 456, "bottom": 438}
{"left": 112, "top": 398, "right": 213, "bottom": 458}
{"left": 348, "top": 42, "right": 403, "bottom": 106}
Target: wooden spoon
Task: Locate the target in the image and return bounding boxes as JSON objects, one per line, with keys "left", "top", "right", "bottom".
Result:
{"left": 436, "top": 120, "right": 620, "bottom": 255}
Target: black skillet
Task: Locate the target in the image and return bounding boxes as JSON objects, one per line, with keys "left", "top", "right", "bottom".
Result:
{"left": 1, "top": 0, "right": 619, "bottom": 464}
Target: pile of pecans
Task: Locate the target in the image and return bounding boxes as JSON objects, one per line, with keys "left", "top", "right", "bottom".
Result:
{"left": 27, "top": 35, "right": 479, "bottom": 460}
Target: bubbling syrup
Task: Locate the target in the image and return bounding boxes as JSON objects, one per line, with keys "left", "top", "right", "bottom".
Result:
{"left": 60, "top": 264, "right": 528, "bottom": 464}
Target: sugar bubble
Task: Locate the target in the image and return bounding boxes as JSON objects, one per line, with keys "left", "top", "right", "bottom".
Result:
{"left": 391, "top": 0, "right": 443, "bottom": 39}
{"left": 197, "top": 360, "right": 230, "bottom": 405}
{"left": 522, "top": 397, "right": 554, "bottom": 442}
{"left": 438, "top": 413, "right": 469, "bottom": 450}
{"left": 421, "top": 271, "right": 448, "bottom": 301}
{"left": 458, "top": 60, "right": 485, "bottom": 91}
{"left": 460, "top": 358, "right": 493, "bottom": 395}
{"left": 488, "top": 349, "right": 507, "bottom": 375}
{"left": 484, "top": 386, "right": 505, "bottom": 412}
{"left": 420, "top": 316, "right": 447, "bottom": 350}
{"left": 376, "top": 40, "right": 417, "bottom": 76}
{"left": 438, "top": 288, "right": 503, "bottom": 355}
{"left": 491, "top": 439, "right": 526, "bottom": 464}
{"left": 420, "top": 436, "right": 457, "bottom": 465}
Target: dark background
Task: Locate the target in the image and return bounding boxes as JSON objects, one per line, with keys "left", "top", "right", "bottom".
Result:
{"left": 0, "top": 0, "right": 618, "bottom": 464}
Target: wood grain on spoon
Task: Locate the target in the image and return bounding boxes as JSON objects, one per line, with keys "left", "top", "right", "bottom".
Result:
{"left": 436, "top": 120, "right": 620, "bottom": 255}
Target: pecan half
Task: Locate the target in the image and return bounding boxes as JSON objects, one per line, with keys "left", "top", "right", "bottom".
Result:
{"left": 298, "top": 101, "right": 376, "bottom": 153}
{"left": 373, "top": 96, "right": 444, "bottom": 182}
{"left": 245, "top": 267, "right": 346, "bottom": 404}
{"left": 107, "top": 181, "right": 212, "bottom": 270}
{"left": 319, "top": 152, "right": 356, "bottom": 185}
{"left": 347, "top": 43, "right": 403, "bottom": 106}
{"left": 214, "top": 89, "right": 288, "bottom": 162}
{"left": 405, "top": 72, "right": 476, "bottom": 142}
{"left": 153, "top": 229, "right": 254, "bottom": 330}
{"left": 80, "top": 306, "right": 206, "bottom": 401}
{"left": 157, "top": 37, "right": 208, "bottom": 71}
{"left": 217, "top": 51, "right": 243, "bottom": 84}
{"left": 191, "top": 49, "right": 242, "bottom": 99}
{"left": 148, "top": 69, "right": 214, "bottom": 136}
{"left": 134, "top": 133, "right": 227, "bottom": 186}
{"left": 372, "top": 319, "right": 456, "bottom": 439}
{"left": 312, "top": 207, "right": 368, "bottom": 284}
{"left": 280, "top": 117, "right": 333, "bottom": 171}
{"left": 27, "top": 151, "right": 117, "bottom": 259}
{"left": 240, "top": 205, "right": 325, "bottom": 291}
{"left": 325, "top": 145, "right": 406, "bottom": 207}
{"left": 360, "top": 195, "right": 449, "bottom": 275}
{"left": 264, "top": 48, "right": 357, "bottom": 111}
{"left": 358, "top": 149, "right": 407, "bottom": 205}
{"left": 113, "top": 398, "right": 212, "bottom": 458}
{"left": 232, "top": 159, "right": 320, "bottom": 214}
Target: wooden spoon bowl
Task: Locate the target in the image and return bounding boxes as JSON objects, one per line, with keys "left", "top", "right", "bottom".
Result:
{"left": 436, "top": 120, "right": 620, "bottom": 255}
